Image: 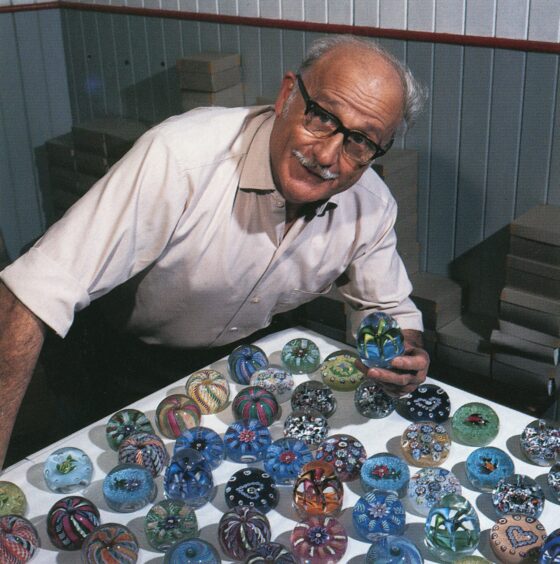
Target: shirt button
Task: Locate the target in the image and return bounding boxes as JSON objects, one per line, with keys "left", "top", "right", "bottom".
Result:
{"left": 275, "top": 201, "right": 285, "bottom": 208}
{"left": 229, "top": 327, "right": 238, "bottom": 332}
{"left": 250, "top": 297, "right": 260, "bottom": 303}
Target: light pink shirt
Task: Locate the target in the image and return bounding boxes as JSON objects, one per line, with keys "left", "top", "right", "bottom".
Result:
{"left": 1, "top": 106, "right": 422, "bottom": 347}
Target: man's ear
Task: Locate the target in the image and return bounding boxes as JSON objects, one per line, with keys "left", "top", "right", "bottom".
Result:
{"left": 274, "top": 72, "right": 297, "bottom": 116}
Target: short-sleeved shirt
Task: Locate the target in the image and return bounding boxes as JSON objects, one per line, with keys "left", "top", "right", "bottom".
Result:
{"left": 0, "top": 106, "right": 422, "bottom": 348}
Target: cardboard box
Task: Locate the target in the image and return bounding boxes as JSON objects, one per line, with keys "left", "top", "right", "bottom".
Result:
{"left": 437, "top": 314, "right": 494, "bottom": 354}
{"left": 181, "top": 82, "right": 244, "bottom": 111}
{"left": 510, "top": 235, "right": 560, "bottom": 265}
{"left": 179, "top": 66, "right": 242, "bottom": 92}
{"left": 177, "top": 52, "right": 241, "bottom": 74}
{"left": 505, "top": 255, "right": 560, "bottom": 300}
{"left": 500, "top": 300, "right": 560, "bottom": 337}
{"left": 75, "top": 150, "right": 115, "bottom": 177}
{"left": 46, "top": 133, "right": 76, "bottom": 170}
{"left": 500, "top": 286, "right": 560, "bottom": 316}
{"left": 510, "top": 204, "right": 560, "bottom": 246}
{"left": 49, "top": 167, "right": 98, "bottom": 196}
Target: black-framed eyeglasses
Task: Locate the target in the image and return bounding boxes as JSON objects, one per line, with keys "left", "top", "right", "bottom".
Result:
{"left": 296, "top": 73, "right": 393, "bottom": 165}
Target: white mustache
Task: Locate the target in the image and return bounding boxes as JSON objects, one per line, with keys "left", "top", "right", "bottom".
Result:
{"left": 293, "top": 150, "right": 339, "bottom": 181}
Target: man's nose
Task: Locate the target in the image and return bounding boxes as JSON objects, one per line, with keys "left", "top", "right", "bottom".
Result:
{"left": 312, "top": 133, "right": 344, "bottom": 167}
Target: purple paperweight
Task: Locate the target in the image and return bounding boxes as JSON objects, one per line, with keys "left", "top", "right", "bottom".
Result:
{"left": 290, "top": 515, "right": 348, "bottom": 564}
{"left": 218, "top": 506, "right": 271, "bottom": 561}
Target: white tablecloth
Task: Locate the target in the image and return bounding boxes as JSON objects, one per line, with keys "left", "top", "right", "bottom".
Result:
{"left": 2, "top": 327, "right": 559, "bottom": 563}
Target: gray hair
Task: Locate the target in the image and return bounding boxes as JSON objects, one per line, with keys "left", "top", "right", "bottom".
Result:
{"left": 299, "top": 35, "right": 428, "bottom": 131}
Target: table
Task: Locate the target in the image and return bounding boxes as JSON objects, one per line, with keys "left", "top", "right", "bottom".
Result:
{"left": 2, "top": 327, "right": 559, "bottom": 563}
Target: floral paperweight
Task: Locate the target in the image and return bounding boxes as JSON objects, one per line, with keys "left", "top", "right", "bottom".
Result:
{"left": 0, "top": 481, "right": 27, "bottom": 517}
{"left": 47, "top": 495, "right": 100, "bottom": 550}
{"left": 539, "top": 528, "right": 560, "bottom": 564}
{"left": 283, "top": 408, "right": 329, "bottom": 448}
{"left": 231, "top": 386, "right": 280, "bottom": 427}
{"left": 245, "top": 542, "right": 297, "bottom": 563}
{"left": 353, "top": 489, "right": 406, "bottom": 540}
{"left": 354, "top": 380, "right": 396, "bottom": 418}
{"left": 43, "top": 446, "right": 93, "bottom": 494}
{"left": 520, "top": 418, "right": 560, "bottom": 466}
{"left": 293, "top": 460, "right": 344, "bottom": 517}
{"left": 156, "top": 394, "right": 202, "bottom": 439}
{"left": 281, "top": 338, "right": 321, "bottom": 374}
{"left": 224, "top": 418, "right": 272, "bottom": 463}
{"left": 224, "top": 467, "right": 279, "bottom": 513}
{"left": 365, "top": 534, "right": 424, "bottom": 564}
{"left": 264, "top": 437, "right": 313, "bottom": 485}
{"left": 0, "top": 515, "right": 40, "bottom": 562}
{"left": 106, "top": 408, "right": 154, "bottom": 451}
{"left": 175, "top": 426, "right": 225, "bottom": 470}
{"left": 185, "top": 369, "right": 229, "bottom": 414}
{"left": 490, "top": 514, "right": 546, "bottom": 564}
{"left": 228, "top": 343, "right": 269, "bottom": 384}
{"left": 492, "top": 474, "right": 545, "bottom": 518}
{"left": 118, "top": 431, "right": 169, "bottom": 477}
{"left": 466, "top": 446, "right": 515, "bottom": 492}
{"left": 164, "top": 447, "right": 213, "bottom": 508}
{"left": 291, "top": 380, "right": 337, "bottom": 418}
{"left": 290, "top": 515, "right": 348, "bottom": 564}
{"left": 315, "top": 434, "right": 367, "bottom": 482}
{"left": 396, "top": 383, "right": 451, "bottom": 423}
{"left": 320, "top": 351, "right": 363, "bottom": 391}
{"left": 144, "top": 499, "right": 198, "bottom": 552}
{"left": 451, "top": 402, "right": 500, "bottom": 446}
{"left": 360, "top": 453, "right": 410, "bottom": 495}
{"left": 163, "top": 538, "right": 221, "bottom": 563}
{"left": 547, "top": 462, "right": 560, "bottom": 502}
{"left": 82, "top": 523, "right": 139, "bottom": 563}
{"left": 250, "top": 366, "right": 294, "bottom": 403}
{"left": 407, "top": 467, "right": 462, "bottom": 516}
{"left": 401, "top": 421, "right": 451, "bottom": 467}
{"left": 218, "top": 506, "right": 271, "bottom": 561}
{"left": 103, "top": 463, "right": 157, "bottom": 513}
{"left": 424, "top": 493, "right": 480, "bottom": 562}
{"left": 356, "top": 312, "right": 405, "bottom": 368}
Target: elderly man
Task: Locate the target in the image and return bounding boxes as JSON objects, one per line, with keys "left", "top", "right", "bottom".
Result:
{"left": 0, "top": 34, "right": 429, "bottom": 468}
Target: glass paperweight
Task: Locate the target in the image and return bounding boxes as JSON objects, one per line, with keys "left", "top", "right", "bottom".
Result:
{"left": 47, "top": 495, "right": 100, "bottom": 550}
{"left": 407, "top": 467, "right": 462, "bottom": 516}
{"left": 424, "top": 493, "right": 480, "bottom": 562}
{"left": 293, "top": 460, "right": 344, "bottom": 517}
{"left": 396, "top": 383, "right": 451, "bottom": 423}
{"left": 103, "top": 463, "right": 157, "bottom": 513}
{"left": 231, "top": 386, "right": 280, "bottom": 427}
{"left": 174, "top": 426, "right": 225, "bottom": 470}
{"left": 0, "top": 515, "right": 39, "bottom": 562}
{"left": 455, "top": 558, "right": 491, "bottom": 564}
{"left": 539, "top": 528, "right": 560, "bottom": 564}
{"left": 144, "top": 499, "right": 198, "bottom": 552}
{"left": 218, "top": 506, "right": 271, "bottom": 561}
{"left": 465, "top": 446, "right": 515, "bottom": 492}
{"left": 547, "top": 462, "right": 560, "bottom": 502}
{"left": 320, "top": 351, "right": 363, "bottom": 391}
{"left": 264, "top": 437, "right": 313, "bottom": 485}
{"left": 492, "top": 474, "right": 545, "bottom": 518}
{"left": 520, "top": 418, "right": 560, "bottom": 466}
{"left": 365, "top": 534, "right": 424, "bottom": 564}
{"left": 106, "top": 408, "right": 154, "bottom": 451}
{"left": 224, "top": 467, "right": 279, "bottom": 513}
{"left": 360, "top": 453, "right": 410, "bottom": 495}
{"left": 118, "top": 431, "right": 169, "bottom": 477}
{"left": 490, "top": 514, "right": 546, "bottom": 563}
{"left": 250, "top": 366, "right": 294, "bottom": 403}
{"left": 82, "top": 523, "right": 139, "bottom": 563}
{"left": 163, "top": 538, "right": 221, "bottom": 563}
{"left": 43, "top": 446, "right": 93, "bottom": 494}
{"left": 290, "top": 515, "right": 348, "bottom": 564}
{"left": 354, "top": 380, "right": 396, "bottom": 418}
{"left": 315, "top": 434, "right": 367, "bottom": 482}
{"left": 0, "top": 481, "right": 27, "bottom": 517}
{"left": 353, "top": 489, "right": 406, "bottom": 540}
{"left": 245, "top": 542, "right": 297, "bottom": 563}
{"left": 284, "top": 408, "right": 329, "bottom": 448}
{"left": 228, "top": 344, "right": 269, "bottom": 384}
{"left": 156, "top": 394, "right": 202, "bottom": 439}
{"left": 291, "top": 380, "right": 337, "bottom": 418}
{"left": 451, "top": 402, "right": 500, "bottom": 446}
{"left": 401, "top": 421, "right": 451, "bottom": 467}
{"left": 224, "top": 418, "right": 272, "bottom": 463}
{"left": 281, "top": 338, "right": 321, "bottom": 374}
{"left": 164, "top": 448, "right": 213, "bottom": 509}
{"left": 356, "top": 312, "right": 405, "bottom": 368}
{"left": 185, "top": 369, "right": 229, "bottom": 414}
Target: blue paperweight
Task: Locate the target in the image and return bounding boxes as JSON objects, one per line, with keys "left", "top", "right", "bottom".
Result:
{"left": 539, "top": 528, "right": 560, "bottom": 564}
{"left": 360, "top": 453, "right": 410, "bottom": 495}
{"left": 465, "top": 446, "right": 515, "bottom": 492}
{"left": 356, "top": 312, "right": 405, "bottom": 368}
{"left": 164, "top": 538, "right": 221, "bottom": 563}
{"left": 281, "top": 338, "right": 321, "bottom": 374}
{"left": 228, "top": 344, "right": 269, "bottom": 384}
{"left": 354, "top": 380, "right": 396, "bottom": 418}
{"left": 164, "top": 448, "right": 214, "bottom": 509}
{"left": 43, "top": 446, "right": 93, "bottom": 494}
{"left": 396, "top": 384, "right": 451, "bottom": 423}
{"left": 366, "top": 534, "right": 424, "bottom": 564}
{"left": 492, "top": 474, "right": 545, "bottom": 518}
{"left": 352, "top": 489, "right": 406, "bottom": 541}
{"left": 175, "top": 426, "right": 225, "bottom": 470}
{"left": 548, "top": 462, "right": 560, "bottom": 502}
{"left": 102, "top": 463, "right": 156, "bottom": 513}
{"left": 291, "top": 380, "right": 337, "bottom": 418}
{"left": 407, "top": 467, "right": 462, "bottom": 517}
{"left": 224, "top": 419, "right": 272, "bottom": 463}
{"left": 264, "top": 437, "right": 313, "bottom": 485}
{"left": 315, "top": 434, "right": 367, "bottom": 482}
{"left": 106, "top": 408, "right": 154, "bottom": 451}
{"left": 224, "top": 467, "right": 279, "bottom": 513}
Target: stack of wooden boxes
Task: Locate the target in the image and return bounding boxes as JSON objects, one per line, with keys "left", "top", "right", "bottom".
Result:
{"left": 178, "top": 53, "right": 244, "bottom": 112}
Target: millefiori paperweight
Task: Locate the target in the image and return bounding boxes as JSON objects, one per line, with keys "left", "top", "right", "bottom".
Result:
{"left": 290, "top": 515, "right": 348, "bottom": 564}
{"left": 245, "top": 542, "right": 297, "bottom": 563}
{"left": 401, "top": 422, "right": 451, "bottom": 467}
{"left": 490, "top": 514, "right": 546, "bottom": 564}
{"left": 118, "top": 431, "right": 169, "bottom": 477}
{"left": 156, "top": 394, "right": 202, "bottom": 439}
{"left": 360, "top": 452, "right": 410, "bottom": 495}
{"left": 47, "top": 495, "right": 100, "bottom": 550}
{"left": 365, "top": 534, "right": 424, "bottom": 564}
{"left": 0, "top": 515, "right": 39, "bottom": 563}
{"left": 492, "top": 474, "right": 545, "bottom": 518}
{"left": 352, "top": 489, "right": 406, "bottom": 540}
{"left": 250, "top": 366, "right": 294, "bottom": 403}
{"left": 103, "top": 463, "right": 157, "bottom": 513}
{"left": 174, "top": 426, "right": 225, "bottom": 470}
{"left": 231, "top": 386, "right": 280, "bottom": 427}
{"left": 356, "top": 312, "right": 405, "bottom": 368}
{"left": 106, "top": 408, "right": 154, "bottom": 451}
{"left": 224, "top": 467, "right": 278, "bottom": 513}
{"left": 163, "top": 538, "right": 221, "bottom": 563}
{"left": 451, "top": 402, "right": 500, "bottom": 446}
{"left": 539, "top": 528, "right": 560, "bottom": 564}
{"left": 293, "top": 460, "right": 344, "bottom": 517}
{"left": 281, "top": 338, "right": 321, "bottom": 374}
{"left": 224, "top": 418, "right": 272, "bottom": 463}
{"left": 407, "top": 467, "right": 462, "bottom": 516}
{"left": 396, "top": 384, "right": 451, "bottom": 423}
{"left": 185, "top": 369, "right": 229, "bottom": 414}
{"left": 228, "top": 344, "right": 269, "bottom": 384}
{"left": 144, "top": 499, "right": 198, "bottom": 552}
{"left": 354, "top": 380, "right": 396, "bottom": 418}
{"left": 283, "top": 408, "right": 329, "bottom": 448}
{"left": 264, "top": 437, "right": 313, "bottom": 485}
{"left": 466, "top": 447, "right": 515, "bottom": 492}
{"left": 315, "top": 434, "right": 367, "bottom": 482}
{"left": 320, "top": 351, "right": 363, "bottom": 391}
{"left": 291, "top": 380, "right": 337, "bottom": 418}
{"left": 520, "top": 418, "right": 560, "bottom": 466}
{"left": 0, "top": 481, "right": 27, "bottom": 517}
{"left": 547, "top": 462, "right": 560, "bottom": 502}
{"left": 82, "top": 523, "right": 139, "bottom": 563}
{"left": 43, "top": 446, "right": 93, "bottom": 494}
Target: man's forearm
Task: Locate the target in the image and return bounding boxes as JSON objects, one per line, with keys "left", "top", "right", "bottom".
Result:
{"left": 0, "top": 281, "right": 46, "bottom": 470}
